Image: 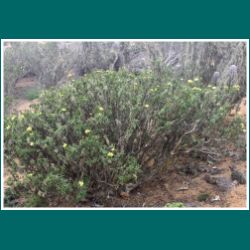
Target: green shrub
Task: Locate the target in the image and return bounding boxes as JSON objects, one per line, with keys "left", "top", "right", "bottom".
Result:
{"left": 197, "top": 193, "right": 210, "bottom": 202}
{"left": 165, "top": 202, "right": 184, "bottom": 208}
{"left": 4, "top": 187, "right": 20, "bottom": 207}
{"left": 4, "top": 69, "right": 243, "bottom": 207}
{"left": 24, "top": 88, "right": 41, "bottom": 100}
{"left": 4, "top": 95, "right": 12, "bottom": 115}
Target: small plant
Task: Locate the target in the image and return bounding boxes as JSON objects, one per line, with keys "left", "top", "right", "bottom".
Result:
{"left": 4, "top": 187, "right": 20, "bottom": 207}
{"left": 24, "top": 88, "right": 41, "bottom": 100}
{"left": 197, "top": 193, "right": 210, "bottom": 202}
{"left": 165, "top": 202, "right": 184, "bottom": 208}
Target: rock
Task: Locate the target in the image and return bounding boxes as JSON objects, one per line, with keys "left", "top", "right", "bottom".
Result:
{"left": 211, "top": 195, "right": 221, "bottom": 202}
{"left": 227, "top": 65, "right": 238, "bottom": 85}
{"left": 184, "top": 202, "right": 198, "bottom": 207}
{"left": 93, "top": 203, "right": 104, "bottom": 207}
{"left": 209, "top": 166, "right": 224, "bottom": 175}
{"left": 107, "top": 191, "right": 114, "bottom": 199}
{"left": 125, "top": 183, "right": 137, "bottom": 192}
{"left": 197, "top": 164, "right": 208, "bottom": 173}
{"left": 204, "top": 174, "right": 231, "bottom": 191}
{"left": 204, "top": 174, "right": 217, "bottom": 185}
{"left": 177, "top": 163, "right": 206, "bottom": 176}
{"left": 215, "top": 177, "right": 232, "bottom": 192}
{"left": 231, "top": 180, "right": 239, "bottom": 187}
{"left": 229, "top": 165, "right": 246, "bottom": 184}
{"left": 211, "top": 71, "right": 220, "bottom": 84}
{"left": 176, "top": 186, "right": 189, "bottom": 191}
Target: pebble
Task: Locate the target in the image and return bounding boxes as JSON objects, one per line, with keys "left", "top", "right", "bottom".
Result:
{"left": 204, "top": 174, "right": 231, "bottom": 192}
{"left": 176, "top": 186, "right": 189, "bottom": 191}
{"left": 211, "top": 195, "right": 221, "bottom": 202}
{"left": 209, "top": 166, "right": 223, "bottom": 175}
{"left": 216, "top": 177, "right": 232, "bottom": 192}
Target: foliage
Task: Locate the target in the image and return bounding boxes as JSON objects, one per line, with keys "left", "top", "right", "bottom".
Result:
{"left": 24, "top": 88, "right": 41, "bottom": 100}
{"left": 4, "top": 69, "right": 243, "bottom": 207}
{"left": 4, "top": 46, "right": 26, "bottom": 101}
{"left": 165, "top": 202, "right": 184, "bottom": 208}
{"left": 4, "top": 95, "right": 13, "bottom": 115}
{"left": 197, "top": 193, "right": 210, "bottom": 202}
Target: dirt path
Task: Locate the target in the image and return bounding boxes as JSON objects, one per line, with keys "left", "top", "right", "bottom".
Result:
{"left": 15, "top": 99, "right": 39, "bottom": 112}
{"left": 13, "top": 76, "right": 40, "bottom": 112}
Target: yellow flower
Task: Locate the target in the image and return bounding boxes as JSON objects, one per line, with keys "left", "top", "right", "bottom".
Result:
{"left": 61, "top": 108, "right": 67, "bottom": 112}
{"left": 144, "top": 104, "right": 149, "bottom": 108}
{"left": 98, "top": 106, "right": 104, "bottom": 112}
{"left": 26, "top": 126, "right": 33, "bottom": 132}
{"left": 194, "top": 77, "right": 199, "bottom": 82}
{"left": 78, "top": 181, "right": 84, "bottom": 187}
{"left": 192, "top": 87, "right": 202, "bottom": 92}
{"left": 232, "top": 84, "right": 240, "bottom": 91}
{"left": 6, "top": 125, "right": 10, "bottom": 130}
{"left": 63, "top": 143, "right": 68, "bottom": 149}
{"left": 30, "top": 142, "right": 34, "bottom": 146}
{"left": 149, "top": 88, "right": 158, "bottom": 92}
{"left": 187, "top": 80, "right": 193, "bottom": 84}
{"left": 19, "top": 114, "right": 25, "bottom": 120}
{"left": 85, "top": 129, "right": 91, "bottom": 134}
{"left": 107, "top": 152, "right": 114, "bottom": 158}
{"left": 27, "top": 173, "right": 33, "bottom": 178}
{"left": 11, "top": 115, "right": 16, "bottom": 121}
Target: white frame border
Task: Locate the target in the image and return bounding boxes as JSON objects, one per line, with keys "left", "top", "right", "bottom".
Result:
{"left": 1, "top": 39, "right": 249, "bottom": 211}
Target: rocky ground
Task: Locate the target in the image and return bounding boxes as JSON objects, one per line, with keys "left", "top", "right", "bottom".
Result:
{"left": 102, "top": 157, "right": 246, "bottom": 208}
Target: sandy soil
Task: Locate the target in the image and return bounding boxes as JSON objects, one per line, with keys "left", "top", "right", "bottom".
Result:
{"left": 14, "top": 99, "right": 40, "bottom": 112}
